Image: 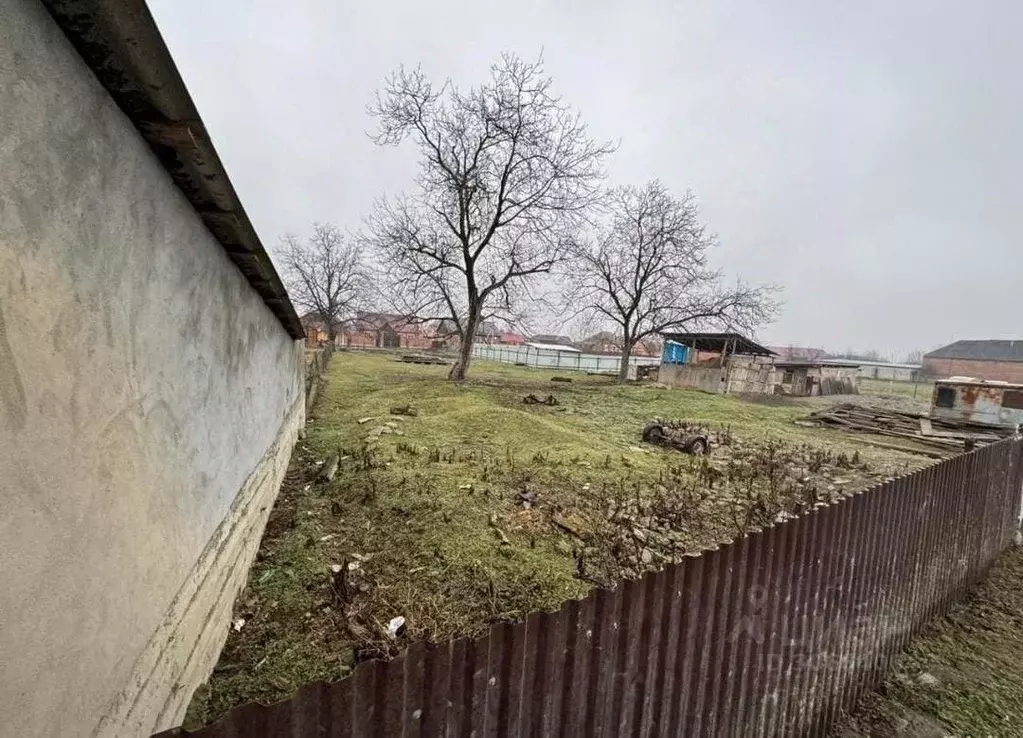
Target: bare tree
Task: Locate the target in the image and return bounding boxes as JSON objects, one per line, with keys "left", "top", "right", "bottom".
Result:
{"left": 279, "top": 223, "right": 368, "bottom": 343}
{"left": 567, "top": 181, "right": 779, "bottom": 382}
{"left": 366, "top": 53, "right": 614, "bottom": 380}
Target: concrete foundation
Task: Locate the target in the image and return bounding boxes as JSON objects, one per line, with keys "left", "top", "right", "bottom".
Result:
{"left": 660, "top": 356, "right": 776, "bottom": 394}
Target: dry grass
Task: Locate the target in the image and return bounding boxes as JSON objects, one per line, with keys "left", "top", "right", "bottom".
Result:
{"left": 185, "top": 351, "right": 928, "bottom": 728}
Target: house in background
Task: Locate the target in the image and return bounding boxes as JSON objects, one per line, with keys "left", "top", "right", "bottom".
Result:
{"left": 768, "top": 346, "right": 830, "bottom": 363}
{"left": 300, "top": 311, "right": 338, "bottom": 347}
{"left": 432, "top": 319, "right": 520, "bottom": 348}
{"left": 576, "top": 330, "right": 619, "bottom": 354}
{"left": 577, "top": 331, "right": 660, "bottom": 357}
{"left": 340, "top": 312, "right": 434, "bottom": 350}
{"left": 924, "top": 340, "right": 1023, "bottom": 384}
{"left": 658, "top": 332, "right": 777, "bottom": 394}
{"left": 528, "top": 333, "right": 575, "bottom": 346}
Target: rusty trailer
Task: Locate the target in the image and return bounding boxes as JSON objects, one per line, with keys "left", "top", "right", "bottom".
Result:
{"left": 931, "top": 378, "right": 1023, "bottom": 428}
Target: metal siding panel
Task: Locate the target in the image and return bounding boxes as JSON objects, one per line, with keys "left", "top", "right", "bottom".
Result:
{"left": 817, "top": 499, "right": 855, "bottom": 733}
{"left": 716, "top": 533, "right": 754, "bottom": 737}
{"left": 731, "top": 529, "right": 769, "bottom": 734}
{"left": 559, "top": 596, "right": 596, "bottom": 736}
{"left": 671, "top": 555, "right": 707, "bottom": 734}
{"left": 519, "top": 612, "right": 547, "bottom": 737}
{"left": 419, "top": 641, "right": 452, "bottom": 737}
{"left": 649, "top": 564, "right": 686, "bottom": 738}
{"left": 681, "top": 547, "right": 724, "bottom": 736}
{"left": 803, "top": 503, "right": 840, "bottom": 735}
{"left": 589, "top": 586, "right": 624, "bottom": 737}
{"left": 763, "top": 515, "right": 808, "bottom": 736}
{"left": 830, "top": 492, "right": 869, "bottom": 722}
{"left": 635, "top": 570, "right": 667, "bottom": 738}
{"left": 700, "top": 543, "right": 737, "bottom": 737}
{"left": 614, "top": 577, "right": 648, "bottom": 736}
{"left": 461, "top": 633, "right": 490, "bottom": 736}
{"left": 754, "top": 518, "right": 795, "bottom": 736}
{"left": 782, "top": 506, "right": 823, "bottom": 736}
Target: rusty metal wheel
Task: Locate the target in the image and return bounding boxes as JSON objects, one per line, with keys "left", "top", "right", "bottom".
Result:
{"left": 682, "top": 435, "right": 709, "bottom": 455}
{"left": 642, "top": 422, "right": 666, "bottom": 443}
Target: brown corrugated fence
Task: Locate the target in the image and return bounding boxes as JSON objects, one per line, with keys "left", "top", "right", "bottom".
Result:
{"left": 158, "top": 437, "right": 1023, "bottom": 737}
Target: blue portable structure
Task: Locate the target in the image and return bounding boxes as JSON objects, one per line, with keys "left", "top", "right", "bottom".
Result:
{"left": 662, "top": 340, "right": 690, "bottom": 365}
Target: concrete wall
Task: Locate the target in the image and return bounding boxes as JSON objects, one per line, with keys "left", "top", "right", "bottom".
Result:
{"left": 660, "top": 363, "right": 726, "bottom": 393}
{"left": 923, "top": 357, "right": 1023, "bottom": 384}
{"left": 660, "top": 357, "right": 776, "bottom": 394}
{"left": 0, "top": 2, "right": 304, "bottom": 736}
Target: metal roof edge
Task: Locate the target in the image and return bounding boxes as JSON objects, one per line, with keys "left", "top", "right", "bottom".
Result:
{"left": 41, "top": 0, "right": 305, "bottom": 340}
{"left": 658, "top": 331, "right": 776, "bottom": 357}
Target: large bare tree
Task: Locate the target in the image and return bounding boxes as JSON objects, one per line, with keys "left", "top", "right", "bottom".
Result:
{"left": 568, "top": 181, "right": 779, "bottom": 382}
{"left": 279, "top": 223, "right": 368, "bottom": 343}
{"left": 366, "top": 53, "right": 614, "bottom": 379}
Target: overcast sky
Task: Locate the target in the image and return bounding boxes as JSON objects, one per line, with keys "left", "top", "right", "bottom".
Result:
{"left": 149, "top": 0, "right": 1022, "bottom": 359}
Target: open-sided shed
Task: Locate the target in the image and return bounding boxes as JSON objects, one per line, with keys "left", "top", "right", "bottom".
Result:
{"left": 658, "top": 332, "right": 777, "bottom": 394}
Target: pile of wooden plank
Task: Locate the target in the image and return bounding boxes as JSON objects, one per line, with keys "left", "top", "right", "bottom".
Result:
{"left": 802, "top": 403, "right": 1011, "bottom": 456}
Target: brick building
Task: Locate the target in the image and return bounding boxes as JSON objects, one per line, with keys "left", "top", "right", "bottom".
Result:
{"left": 923, "top": 340, "right": 1023, "bottom": 383}
{"left": 299, "top": 311, "right": 337, "bottom": 347}
{"left": 340, "top": 312, "right": 434, "bottom": 350}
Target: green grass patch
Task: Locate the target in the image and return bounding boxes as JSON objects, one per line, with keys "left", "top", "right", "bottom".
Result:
{"left": 186, "top": 351, "right": 928, "bottom": 727}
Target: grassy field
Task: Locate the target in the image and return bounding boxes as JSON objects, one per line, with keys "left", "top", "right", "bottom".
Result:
{"left": 859, "top": 377, "right": 934, "bottom": 408}
{"left": 186, "top": 352, "right": 930, "bottom": 727}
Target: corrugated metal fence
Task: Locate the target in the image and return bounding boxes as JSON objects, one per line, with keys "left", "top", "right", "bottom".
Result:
{"left": 159, "top": 437, "right": 1023, "bottom": 738}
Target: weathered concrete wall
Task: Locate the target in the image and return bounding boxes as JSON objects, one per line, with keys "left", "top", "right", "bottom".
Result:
{"left": 923, "top": 357, "right": 1023, "bottom": 384}
{"left": 0, "top": 1, "right": 304, "bottom": 736}
{"left": 660, "top": 358, "right": 776, "bottom": 394}
{"left": 660, "top": 363, "right": 725, "bottom": 393}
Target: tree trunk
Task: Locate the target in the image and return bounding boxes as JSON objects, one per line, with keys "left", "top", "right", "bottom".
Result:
{"left": 448, "top": 309, "right": 481, "bottom": 380}
{"left": 617, "top": 340, "right": 634, "bottom": 383}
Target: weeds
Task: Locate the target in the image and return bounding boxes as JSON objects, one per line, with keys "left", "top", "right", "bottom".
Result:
{"left": 186, "top": 351, "right": 926, "bottom": 729}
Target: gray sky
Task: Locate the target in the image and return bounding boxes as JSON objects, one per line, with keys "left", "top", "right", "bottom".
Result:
{"left": 149, "top": 0, "right": 1022, "bottom": 359}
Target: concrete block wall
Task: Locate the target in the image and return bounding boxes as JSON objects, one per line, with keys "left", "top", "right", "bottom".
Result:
{"left": 660, "top": 363, "right": 725, "bottom": 393}
{"left": 0, "top": 1, "right": 305, "bottom": 735}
